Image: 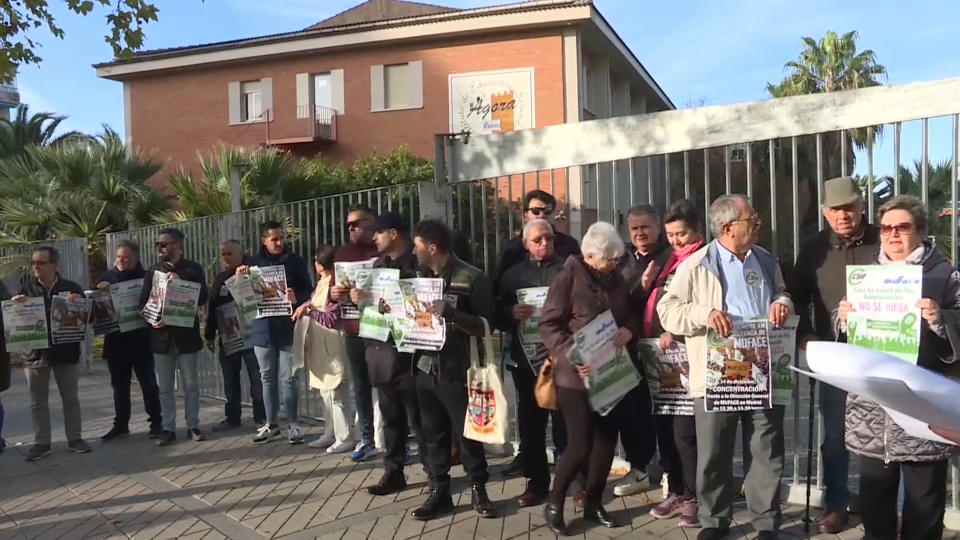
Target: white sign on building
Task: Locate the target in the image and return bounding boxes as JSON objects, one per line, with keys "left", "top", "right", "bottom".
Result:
{"left": 448, "top": 68, "right": 536, "bottom": 135}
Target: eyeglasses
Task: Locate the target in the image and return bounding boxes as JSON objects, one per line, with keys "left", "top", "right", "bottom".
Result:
{"left": 880, "top": 222, "right": 913, "bottom": 236}
{"left": 729, "top": 214, "right": 760, "bottom": 227}
{"left": 30, "top": 260, "right": 51, "bottom": 267}
{"left": 526, "top": 207, "right": 554, "bottom": 217}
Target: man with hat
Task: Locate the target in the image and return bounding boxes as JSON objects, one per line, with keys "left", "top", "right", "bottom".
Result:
{"left": 352, "top": 211, "right": 430, "bottom": 496}
{"left": 787, "top": 175, "right": 879, "bottom": 534}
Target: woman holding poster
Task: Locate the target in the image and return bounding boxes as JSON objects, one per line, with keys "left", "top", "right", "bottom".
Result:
{"left": 639, "top": 199, "right": 703, "bottom": 527}
{"left": 538, "top": 222, "right": 641, "bottom": 535}
{"left": 837, "top": 195, "right": 960, "bottom": 540}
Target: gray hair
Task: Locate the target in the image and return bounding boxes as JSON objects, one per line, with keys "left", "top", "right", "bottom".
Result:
{"left": 878, "top": 194, "right": 928, "bottom": 235}
{"left": 116, "top": 239, "right": 140, "bottom": 258}
{"left": 581, "top": 221, "right": 625, "bottom": 259}
{"left": 522, "top": 219, "right": 552, "bottom": 239}
{"left": 625, "top": 204, "right": 659, "bottom": 222}
{"left": 220, "top": 239, "right": 243, "bottom": 249}
{"left": 709, "top": 194, "right": 749, "bottom": 237}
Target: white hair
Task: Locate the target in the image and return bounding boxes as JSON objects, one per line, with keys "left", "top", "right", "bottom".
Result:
{"left": 522, "top": 219, "right": 552, "bottom": 239}
{"left": 709, "top": 194, "right": 749, "bottom": 237}
{"left": 581, "top": 221, "right": 625, "bottom": 259}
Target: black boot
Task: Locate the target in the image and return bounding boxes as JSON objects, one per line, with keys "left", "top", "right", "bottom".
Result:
{"left": 471, "top": 484, "right": 495, "bottom": 518}
{"left": 411, "top": 485, "right": 454, "bottom": 521}
{"left": 543, "top": 502, "right": 567, "bottom": 536}
{"left": 583, "top": 503, "right": 619, "bottom": 528}
{"left": 367, "top": 473, "right": 407, "bottom": 496}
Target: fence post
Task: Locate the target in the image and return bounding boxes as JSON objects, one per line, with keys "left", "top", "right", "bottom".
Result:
{"left": 432, "top": 134, "right": 454, "bottom": 226}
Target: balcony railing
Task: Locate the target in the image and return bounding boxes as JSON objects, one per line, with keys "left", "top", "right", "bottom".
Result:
{"left": 263, "top": 105, "right": 337, "bottom": 145}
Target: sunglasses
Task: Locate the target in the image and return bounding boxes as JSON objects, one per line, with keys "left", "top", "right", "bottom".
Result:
{"left": 526, "top": 207, "right": 554, "bottom": 217}
{"left": 31, "top": 260, "right": 52, "bottom": 267}
{"left": 880, "top": 222, "right": 913, "bottom": 236}
{"left": 156, "top": 242, "right": 175, "bottom": 249}
{"left": 347, "top": 220, "right": 367, "bottom": 230}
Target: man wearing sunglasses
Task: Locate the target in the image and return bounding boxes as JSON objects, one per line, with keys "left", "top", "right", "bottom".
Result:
{"left": 492, "top": 189, "right": 579, "bottom": 479}
{"left": 330, "top": 204, "right": 383, "bottom": 462}
{"left": 787, "top": 176, "right": 879, "bottom": 534}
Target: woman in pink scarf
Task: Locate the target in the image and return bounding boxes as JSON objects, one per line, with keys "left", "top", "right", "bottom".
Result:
{"left": 644, "top": 199, "right": 704, "bottom": 528}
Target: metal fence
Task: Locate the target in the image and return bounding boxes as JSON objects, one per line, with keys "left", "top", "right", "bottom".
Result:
{"left": 437, "top": 76, "right": 960, "bottom": 522}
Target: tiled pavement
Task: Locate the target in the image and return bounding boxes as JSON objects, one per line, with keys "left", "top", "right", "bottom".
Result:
{"left": 0, "top": 362, "right": 926, "bottom": 540}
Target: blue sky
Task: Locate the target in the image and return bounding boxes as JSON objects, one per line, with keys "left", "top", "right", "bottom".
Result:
{"left": 15, "top": 0, "right": 960, "bottom": 178}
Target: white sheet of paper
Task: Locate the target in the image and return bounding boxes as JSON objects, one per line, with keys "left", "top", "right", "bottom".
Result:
{"left": 796, "top": 341, "right": 960, "bottom": 444}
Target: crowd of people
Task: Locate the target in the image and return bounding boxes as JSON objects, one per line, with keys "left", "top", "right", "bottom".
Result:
{"left": 0, "top": 179, "right": 959, "bottom": 540}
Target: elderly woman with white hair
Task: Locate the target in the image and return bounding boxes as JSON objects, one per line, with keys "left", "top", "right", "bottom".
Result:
{"left": 539, "top": 221, "right": 642, "bottom": 535}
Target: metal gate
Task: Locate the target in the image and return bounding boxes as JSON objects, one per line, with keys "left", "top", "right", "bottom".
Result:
{"left": 436, "top": 76, "right": 960, "bottom": 520}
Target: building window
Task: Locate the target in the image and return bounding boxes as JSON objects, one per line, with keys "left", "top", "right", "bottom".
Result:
{"left": 383, "top": 64, "right": 409, "bottom": 109}
{"left": 313, "top": 73, "right": 333, "bottom": 109}
{"left": 240, "top": 81, "right": 262, "bottom": 122}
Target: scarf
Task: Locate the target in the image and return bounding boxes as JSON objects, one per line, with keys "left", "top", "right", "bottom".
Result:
{"left": 878, "top": 244, "right": 926, "bottom": 266}
{"left": 642, "top": 239, "right": 704, "bottom": 337}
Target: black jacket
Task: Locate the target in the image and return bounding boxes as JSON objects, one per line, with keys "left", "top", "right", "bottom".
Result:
{"left": 495, "top": 255, "right": 562, "bottom": 373}
{"left": 414, "top": 255, "right": 493, "bottom": 379}
{"left": 18, "top": 274, "right": 86, "bottom": 368}
{"left": 788, "top": 222, "right": 880, "bottom": 341}
{"left": 247, "top": 248, "right": 313, "bottom": 348}
{"left": 493, "top": 231, "right": 580, "bottom": 293}
{"left": 97, "top": 265, "right": 152, "bottom": 361}
{"left": 204, "top": 256, "right": 252, "bottom": 345}
{"left": 365, "top": 245, "right": 419, "bottom": 387}
{"left": 618, "top": 241, "right": 672, "bottom": 307}
{"left": 139, "top": 258, "right": 209, "bottom": 355}
{"left": 0, "top": 281, "right": 11, "bottom": 392}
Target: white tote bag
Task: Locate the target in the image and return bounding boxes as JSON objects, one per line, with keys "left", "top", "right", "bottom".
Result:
{"left": 463, "top": 317, "right": 508, "bottom": 445}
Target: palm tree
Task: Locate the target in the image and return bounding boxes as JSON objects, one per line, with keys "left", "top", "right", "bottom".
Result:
{"left": 762, "top": 30, "right": 888, "bottom": 247}
{"left": 0, "top": 104, "right": 88, "bottom": 159}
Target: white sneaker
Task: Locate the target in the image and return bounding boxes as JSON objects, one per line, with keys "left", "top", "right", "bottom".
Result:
{"left": 309, "top": 434, "right": 336, "bottom": 449}
{"left": 288, "top": 426, "right": 304, "bottom": 445}
{"left": 613, "top": 468, "right": 651, "bottom": 497}
{"left": 327, "top": 440, "right": 354, "bottom": 454}
{"left": 661, "top": 474, "right": 670, "bottom": 500}
{"left": 253, "top": 425, "right": 281, "bottom": 444}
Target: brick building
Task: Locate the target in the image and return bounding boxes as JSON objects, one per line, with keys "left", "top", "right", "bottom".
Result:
{"left": 95, "top": 0, "right": 674, "bottom": 189}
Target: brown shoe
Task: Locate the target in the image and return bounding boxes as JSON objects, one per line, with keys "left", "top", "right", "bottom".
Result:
{"left": 517, "top": 482, "right": 548, "bottom": 508}
{"left": 573, "top": 489, "right": 586, "bottom": 507}
{"left": 817, "top": 509, "right": 850, "bottom": 534}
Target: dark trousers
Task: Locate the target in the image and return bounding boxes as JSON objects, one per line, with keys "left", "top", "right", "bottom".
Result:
{"left": 859, "top": 456, "right": 947, "bottom": 540}
{"left": 219, "top": 348, "right": 265, "bottom": 424}
{"left": 655, "top": 414, "right": 698, "bottom": 499}
{"left": 106, "top": 354, "right": 161, "bottom": 430}
{"left": 416, "top": 370, "right": 488, "bottom": 490}
{"left": 511, "top": 366, "right": 551, "bottom": 489}
{"left": 549, "top": 387, "right": 618, "bottom": 506}
{"left": 345, "top": 335, "right": 375, "bottom": 443}
{"left": 378, "top": 377, "right": 428, "bottom": 477}
{"left": 610, "top": 381, "right": 657, "bottom": 471}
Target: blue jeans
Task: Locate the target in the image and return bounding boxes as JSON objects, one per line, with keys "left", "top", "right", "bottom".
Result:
{"left": 819, "top": 382, "right": 850, "bottom": 512}
{"left": 254, "top": 345, "right": 299, "bottom": 425}
{"left": 154, "top": 346, "right": 200, "bottom": 432}
{"left": 344, "top": 336, "right": 374, "bottom": 443}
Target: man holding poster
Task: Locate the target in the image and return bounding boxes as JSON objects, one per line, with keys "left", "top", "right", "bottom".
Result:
{"left": 657, "top": 195, "right": 793, "bottom": 540}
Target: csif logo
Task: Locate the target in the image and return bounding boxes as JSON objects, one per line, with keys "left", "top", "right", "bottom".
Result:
{"left": 847, "top": 268, "right": 868, "bottom": 286}
{"left": 708, "top": 331, "right": 727, "bottom": 347}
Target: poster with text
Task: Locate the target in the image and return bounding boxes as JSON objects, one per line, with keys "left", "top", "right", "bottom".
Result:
{"left": 163, "top": 279, "right": 201, "bottom": 328}
{"left": 87, "top": 289, "right": 119, "bottom": 335}
{"left": 515, "top": 286, "right": 550, "bottom": 373}
{"left": 770, "top": 315, "right": 800, "bottom": 406}
{"left": 705, "top": 317, "right": 772, "bottom": 412}
{"left": 111, "top": 279, "right": 146, "bottom": 332}
{"left": 357, "top": 268, "right": 404, "bottom": 342}
{"left": 567, "top": 310, "right": 641, "bottom": 414}
{"left": 448, "top": 68, "right": 535, "bottom": 134}
{"left": 50, "top": 295, "right": 93, "bottom": 345}
{"left": 846, "top": 265, "right": 923, "bottom": 364}
{"left": 2, "top": 297, "right": 49, "bottom": 352}
{"left": 225, "top": 274, "right": 259, "bottom": 323}
{"left": 397, "top": 278, "right": 446, "bottom": 351}
{"left": 217, "top": 302, "right": 248, "bottom": 355}
{"left": 250, "top": 266, "right": 293, "bottom": 318}
{"left": 334, "top": 259, "right": 376, "bottom": 319}
{"left": 637, "top": 339, "right": 693, "bottom": 416}
{"left": 141, "top": 271, "right": 167, "bottom": 326}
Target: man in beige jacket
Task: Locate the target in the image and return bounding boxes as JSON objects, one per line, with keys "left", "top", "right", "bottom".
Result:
{"left": 657, "top": 194, "right": 793, "bottom": 540}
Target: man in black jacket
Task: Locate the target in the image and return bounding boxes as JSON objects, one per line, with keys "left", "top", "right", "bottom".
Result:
{"left": 410, "top": 219, "right": 495, "bottom": 521}
{"left": 95, "top": 240, "right": 162, "bottom": 442}
{"left": 15, "top": 245, "right": 90, "bottom": 461}
{"left": 493, "top": 189, "right": 579, "bottom": 478}
{"left": 205, "top": 239, "right": 266, "bottom": 431}
{"left": 355, "top": 212, "right": 429, "bottom": 496}
{"left": 240, "top": 221, "right": 314, "bottom": 445}
{"left": 495, "top": 218, "right": 563, "bottom": 507}
{"left": 139, "top": 228, "right": 210, "bottom": 447}
{"left": 787, "top": 176, "right": 879, "bottom": 534}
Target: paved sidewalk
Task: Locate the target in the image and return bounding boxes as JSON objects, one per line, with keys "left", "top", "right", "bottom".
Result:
{"left": 0, "top": 362, "right": 883, "bottom": 540}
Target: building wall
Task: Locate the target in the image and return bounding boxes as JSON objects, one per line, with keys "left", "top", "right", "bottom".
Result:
{"left": 126, "top": 31, "right": 566, "bottom": 181}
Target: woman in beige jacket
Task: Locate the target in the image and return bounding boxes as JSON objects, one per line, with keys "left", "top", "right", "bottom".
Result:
{"left": 293, "top": 246, "right": 353, "bottom": 454}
